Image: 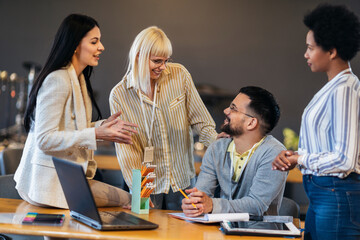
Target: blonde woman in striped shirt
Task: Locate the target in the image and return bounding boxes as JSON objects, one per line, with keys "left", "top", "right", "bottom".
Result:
{"left": 110, "top": 26, "right": 219, "bottom": 210}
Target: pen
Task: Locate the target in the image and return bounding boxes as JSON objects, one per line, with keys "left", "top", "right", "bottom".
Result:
{"left": 179, "top": 189, "right": 197, "bottom": 209}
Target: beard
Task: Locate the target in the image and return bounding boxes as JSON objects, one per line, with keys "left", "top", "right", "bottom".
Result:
{"left": 220, "top": 116, "right": 244, "bottom": 136}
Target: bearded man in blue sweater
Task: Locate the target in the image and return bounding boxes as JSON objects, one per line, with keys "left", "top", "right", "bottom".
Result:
{"left": 182, "top": 86, "right": 287, "bottom": 216}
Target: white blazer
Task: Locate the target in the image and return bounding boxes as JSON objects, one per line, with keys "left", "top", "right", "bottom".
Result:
{"left": 14, "top": 64, "right": 101, "bottom": 208}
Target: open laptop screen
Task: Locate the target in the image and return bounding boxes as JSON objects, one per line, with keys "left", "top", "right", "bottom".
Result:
{"left": 53, "top": 157, "right": 158, "bottom": 231}
{"left": 52, "top": 157, "right": 102, "bottom": 223}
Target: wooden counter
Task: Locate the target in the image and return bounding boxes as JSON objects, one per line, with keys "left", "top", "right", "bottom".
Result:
{"left": 0, "top": 198, "right": 301, "bottom": 240}
{"left": 94, "top": 155, "right": 303, "bottom": 183}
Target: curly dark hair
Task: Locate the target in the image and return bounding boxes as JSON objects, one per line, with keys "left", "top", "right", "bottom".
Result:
{"left": 304, "top": 4, "right": 360, "bottom": 61}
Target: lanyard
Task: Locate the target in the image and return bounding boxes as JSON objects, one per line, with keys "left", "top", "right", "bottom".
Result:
{"left": 139, "top": 83, "right": 157, "bottom": 147}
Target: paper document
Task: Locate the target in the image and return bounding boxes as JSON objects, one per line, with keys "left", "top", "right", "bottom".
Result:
{"left": 168, "top": 212, "right": 250, "bottom": 223}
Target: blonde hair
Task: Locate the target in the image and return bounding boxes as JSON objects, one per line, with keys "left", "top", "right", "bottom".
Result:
{"left": 125, "top": 26, "right": 172, "bottom": 94}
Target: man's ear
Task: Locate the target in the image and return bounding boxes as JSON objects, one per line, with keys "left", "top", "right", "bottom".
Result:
{"left": 247, "top": 117, "right": 258, "bottom": 131}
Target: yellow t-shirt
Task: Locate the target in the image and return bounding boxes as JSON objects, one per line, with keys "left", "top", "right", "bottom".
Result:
{"left": 227, "top": 137, "right": 265, "bottom": 182}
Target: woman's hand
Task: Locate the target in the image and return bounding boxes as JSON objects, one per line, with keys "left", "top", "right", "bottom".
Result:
{"left": 272, "top": 150, "right": 299, "bottom": 171}
{"left": 217, "top": 132, "right": 230, "bottom": 139}
{"left": 95, "top": 112, "right": 138, "bottom": 144}
{"left": 101, "top": 111, "right": 123, "bottom": 126}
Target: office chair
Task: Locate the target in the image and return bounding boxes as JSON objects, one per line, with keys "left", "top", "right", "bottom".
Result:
{"left": 0, "top": 174, "right": 44, "bottom": 240}
{"left": 279, "top": 197, "right": 300, "bottom": 219}
{"left": 0, "top": 234, "right": 11, "bottom": 240}
{"left": 0, "top": 174, "right": 19, "bottom": 240}
{"left": 0, "top": 174, "right": 20, "bottom": 199}
{"left": 0, "top": 148, "right": 23, "bottom": 175}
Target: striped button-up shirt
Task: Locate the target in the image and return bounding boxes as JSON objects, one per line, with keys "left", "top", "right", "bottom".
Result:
{"left": 109, "top": 63, "right": 217, "bottom": 193}
{"left": 298, "top": 69, "right": 360, "bottom": 178}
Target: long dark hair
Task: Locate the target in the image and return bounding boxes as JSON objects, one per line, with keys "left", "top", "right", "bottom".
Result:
{"left": 24, "top": 14, "right": 102, "bottom": 132}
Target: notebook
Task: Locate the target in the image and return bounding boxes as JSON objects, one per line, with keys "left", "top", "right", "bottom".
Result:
{"left": 168, "top": 212, "right": 250, "bottom": 223}
{"left": 52, "top": 157, "right": 158, "bottom": 231}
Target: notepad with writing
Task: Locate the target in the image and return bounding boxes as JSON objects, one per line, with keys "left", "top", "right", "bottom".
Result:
{"left": 168, "top": 212, "right": 250, "bottom": 223}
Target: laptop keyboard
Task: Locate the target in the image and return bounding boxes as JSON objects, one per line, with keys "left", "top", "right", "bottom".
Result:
{"left": 99, "top": 211, "right": 139, "bottom": 225}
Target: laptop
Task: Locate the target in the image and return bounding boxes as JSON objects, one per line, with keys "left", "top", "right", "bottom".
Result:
{"left": 52, "top": 157, "right": 158, "bottom": 231}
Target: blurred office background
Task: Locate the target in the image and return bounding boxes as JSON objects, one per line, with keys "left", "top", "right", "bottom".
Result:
{"left": 1, "top": 0, "right": 360, "bottom": 222}
{"left": 1, "top": 0, "right": 359, "bottom": 138}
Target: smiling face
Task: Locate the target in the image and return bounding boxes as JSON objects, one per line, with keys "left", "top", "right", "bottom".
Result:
{"left": 304, "top": 30, "right": 331, "bottom": 73}
{"left": 221, "top": 93, "right": 254, "bottom": 137}
{"left": 149, "top": 56, "right": 169, "bottom": 81}
{"left": 73, "top": 26, "right": 104, "bottom": 72}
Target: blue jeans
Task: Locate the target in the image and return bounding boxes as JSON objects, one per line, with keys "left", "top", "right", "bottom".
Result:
{"left": 303, "top": 173, "right": 360, "bottom": 240}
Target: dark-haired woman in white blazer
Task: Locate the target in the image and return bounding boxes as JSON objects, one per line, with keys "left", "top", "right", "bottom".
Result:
{"left": 14, "top": 14, "right": 138, "bottom": 209}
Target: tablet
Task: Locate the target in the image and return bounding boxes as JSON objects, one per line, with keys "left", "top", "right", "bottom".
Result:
{"left": 221, "top": 220, "right": 301, "bottom": 237}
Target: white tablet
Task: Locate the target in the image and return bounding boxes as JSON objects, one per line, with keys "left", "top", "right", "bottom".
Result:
{"left": 221, "top": 220, "right": 301, "bottom": 237}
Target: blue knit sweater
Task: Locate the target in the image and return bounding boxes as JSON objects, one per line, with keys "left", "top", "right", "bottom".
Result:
{"left": 196, "top": 135, "right": 287, "bottom": 216}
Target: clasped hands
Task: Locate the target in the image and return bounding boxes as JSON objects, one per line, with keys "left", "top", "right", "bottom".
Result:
{"left": 95, "top": 111, "right": 138, "bottom": 144}
{"left": 272, "top": 150, "right": 299, "bottom": 171}
{"left": 181, "top": 187, "right": 213, "bottom": 217}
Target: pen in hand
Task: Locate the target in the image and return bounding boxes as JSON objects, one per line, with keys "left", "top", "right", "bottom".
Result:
{"left": 179, "top": 189, "right": 198, "bottom": 209}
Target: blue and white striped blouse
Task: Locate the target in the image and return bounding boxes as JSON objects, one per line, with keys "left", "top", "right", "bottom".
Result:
{"left": 298, "top": 68, "right": 360, "bottom": 178}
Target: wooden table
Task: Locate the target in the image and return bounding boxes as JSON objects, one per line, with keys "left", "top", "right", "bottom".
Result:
{"left": 94, "top": 155, "right": 203, "bottom": 175}
{"left": 94, "top": 155, "right": 303, "bottom": 183}
{"left": 94, "top": 155, "right": 120, "bottom": 171}
{"left": 0, "top": 198, "right": 301, "bottom": 240}
{"left": 93, "top": 143, "right": 209, "bottom": 171}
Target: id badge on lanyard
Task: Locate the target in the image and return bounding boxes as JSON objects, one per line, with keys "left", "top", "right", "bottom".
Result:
{"left": 144, "top": 146, "right": 154, "bottom": 163}
{"left": 139, "top": 83, "right": 158, "bottom": 163}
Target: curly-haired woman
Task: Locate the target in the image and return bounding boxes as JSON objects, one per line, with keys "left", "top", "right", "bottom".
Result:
{"left": 272, "top": 4, "right": 360, "bottom": 240}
